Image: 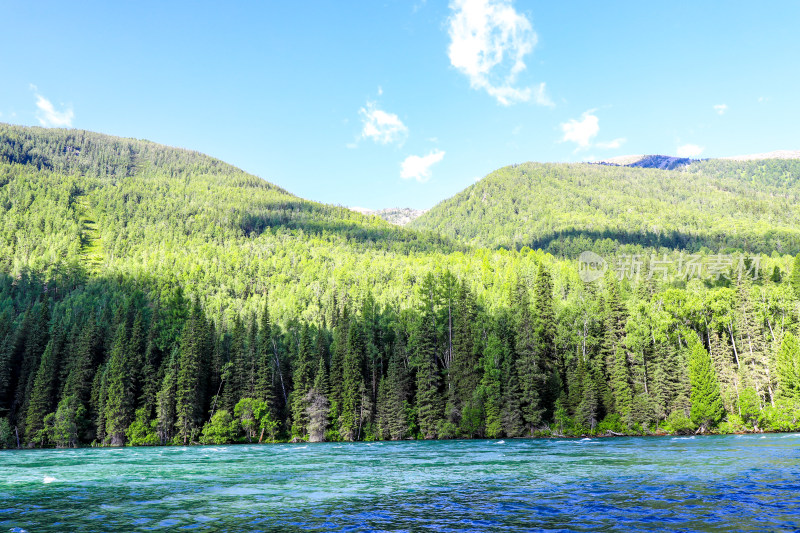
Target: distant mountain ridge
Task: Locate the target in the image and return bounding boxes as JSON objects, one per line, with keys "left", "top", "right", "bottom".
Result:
{"left": 349, "top": 207, "right": 427, "bottom": 226}
{"left": 410, "top": 157, "right": 800, "bottom": 257}
{"left": 594, "top": 154, "right": 700, "bottom": 170}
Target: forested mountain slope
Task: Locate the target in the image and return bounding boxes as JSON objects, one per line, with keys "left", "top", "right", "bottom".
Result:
{"left": 1, "top": 124, "right": 799, "bottom": 451}
{"left": 409, "top": 160, "right": 800, "bottom": 256}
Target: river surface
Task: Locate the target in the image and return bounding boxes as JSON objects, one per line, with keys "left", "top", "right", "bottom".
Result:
{"left": 2, "top": 434, "right": 799, "bottom": 532}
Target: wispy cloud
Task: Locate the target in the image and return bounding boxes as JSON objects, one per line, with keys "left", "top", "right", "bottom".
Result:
{"left": 596, "top": 138, "right": 626, "bottom": 150}
{"left": 677, "top": 144, "right": 704, "bottom": 158}
{"left": 400, "top": 149, "right": 445, "bottom": 182}
{"left": 30, "top": 85, "right": 73, "bottom": 127}
{"left": 359, "top": 102, "right": 408, "bottom": 146}
{"left": 560, "top": 110, "right": 599, "bottom": 150}
{"left": 713, "top": 104, "right": 728, "bottom": 115}
{"left": 533, "top": 82, "right": 554, "bottom": 107}
{"left": 447, "top": 0, "right": 544, "bottom": 106}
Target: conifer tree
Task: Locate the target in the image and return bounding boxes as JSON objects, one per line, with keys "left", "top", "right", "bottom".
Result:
{"left": 25, "top": 327, "right": 64, "bottom": 444}
{"left": 789, "top": 253, "right": 800, "bottom": 298}
{"left": 175, "top": 304, "right": 207, "bottom": 444}
{"left": 104, "top": 323, "right": 135, "bottom": 446}
{"left": 480, "top": 332, "right": 503, "bottom": 438}
{"left": 156, "top": 349, "right": 178, "bottom": 444}
{"left": 290, "top": 324, "right": 314, "bottom": 439}
{"left": 514, "top": 279, "right": 544, "bottom": 435}
{"left": 609, "top": 345, "right": 633, "bottom": 426}
{"left": 340, "top": 318, "right": 365, "bottom": 441}
{"left": 687, "top": 331, "right": 724, "bottom": 431}
{"left": 776, "top": 332, "right": 800, "bottom": 403}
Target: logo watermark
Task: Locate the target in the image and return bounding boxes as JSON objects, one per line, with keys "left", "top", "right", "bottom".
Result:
{"left": 578, "top": 252, "right": 761, "bottom": 283}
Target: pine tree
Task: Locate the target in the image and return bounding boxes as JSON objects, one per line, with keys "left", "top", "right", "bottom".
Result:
{"left": 600, "top": 277, "right": 626, "bottom": 413}
{"left": 290, "top": 324, "right": 314, "bottom": 439}
{"left": 156, "top": 349, "right": 178, "bottom": 444}
{"left": 16, "top": 299, "right": 50, "bottom": 437}
{"left": 128, "top": 310, "right": 146, "bottom": 406}
{"left": 609, "top": 345, "right": 633, "bottom": 427}
{"left": 255, "top": 300, "right": 279, "bottom": 423}
{"left": 513, "top": 279, "right": 544, "bottom": 435}
{"left": 24, "top": 327, "right": 64, "bottom": 445}
{"left": 223, "top": 315, "right": 246, "bottom": 412}
{"left": 776, "top": 332, "right": 800, "bottom": 403}
{"left": 687, "top": 331, "right": 724, "bottom": 431}
{"left": 480, "top": 332, "right": 503, "bottom": 438}
{"left": 577, "top": 357, "right": 599, "bottom": 430}
{"left": 450, "top": 280, "right": 480, "bottom": 425}
{"left": 104, "top": 323, "right": 135, "bottom": 446}
{"left": 385, "top": 334, "right": 410, "bottom": 440}
{"left": 412, "top": 278, "right": 444, "bottom": 439}
{"left": 789, "top": 253, "right": 800, "bottom": 298}
{"left": 532, "top": 263, "right": 560, "bottom": 417}
{"left": 138, "top": 312, "right": 163, "bottom": 417}
{"left": 340, "top": 318, "right": 365, "bottom": 441}
{"left": 306, "top": 356, "right": 330, "bottom": 443}
{"left": 327, "top": 314, "right": 348, "bottom": 430}
{"left": 175, "top": 304, "right": 207, "bottom": 444}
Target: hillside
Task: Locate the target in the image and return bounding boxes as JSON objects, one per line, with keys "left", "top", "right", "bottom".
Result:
{"left": 0, "top": 124, "right": 798, "bottom": 451}
{"left": 409, "top": 160, "right": 800, "bottom": 256}
{"left": 348, "top": 206, "right": 426, "bottom": 226}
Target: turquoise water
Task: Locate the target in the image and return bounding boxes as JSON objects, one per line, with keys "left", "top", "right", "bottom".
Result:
{"left": 2, "top": 434, "right": 799, "bottom": 532}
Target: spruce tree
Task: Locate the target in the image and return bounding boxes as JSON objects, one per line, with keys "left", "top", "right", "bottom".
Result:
{"left": 532, "top": 263, "right": 559, "bottom": 417}
{"left": 24, "top": 327, "right": 64, "bottom": 445}
{"left": 514, "top": 279, "right": 544, "bottom": 435}
{"left": 789, "top": 253, "right": 800, "bottom": 298}
{"left": 609, "top": 345, "right": 633, "bottom": 427}
{"left": 687, "top": 331, "right": 724, "bottom": 431}
{"left": 480, "top": 332, "right": 503, "bottom": 438}
{"left": 290, "top": 323, "right": 314, "bottom": 439}
{"left": 776, "top": 332, "right": 800, "bottom": 403}
{"left": 255, "top": 300, "right": 278, "bottom": 422}
{"left": 104, "top": 323, "right": 135, "bottom": 446}
{"left": 156, "top": 349, "right": 178, "bottom": 444}
{"left": 340, "top": 319, "right": 365, "bottom": 441}
{"left": 175, "top": 306, "right": 206, "bottom": 444}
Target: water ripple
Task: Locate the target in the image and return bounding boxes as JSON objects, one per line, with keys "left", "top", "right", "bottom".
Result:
{"left": 2, "top": 435, "right": 800, "bottom": 531}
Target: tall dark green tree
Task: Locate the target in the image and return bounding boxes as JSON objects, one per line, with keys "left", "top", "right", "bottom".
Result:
{"left": 340, "top": 318, "right": 365, "bottom": 441}
{"left": 24, "top": 327, "right": 64, "bottom": 444}
{"left": 104, "top": 323, "right": 135, "bottom": 446}
{"left": 687, "top": 331, "right": 724, "bottom": 431}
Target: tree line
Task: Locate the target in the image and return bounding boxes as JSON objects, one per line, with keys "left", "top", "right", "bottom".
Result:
{"left": 2, "top": 256, "right": 800, "bottom": 448}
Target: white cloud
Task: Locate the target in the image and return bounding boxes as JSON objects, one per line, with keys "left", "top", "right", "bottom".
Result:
{"left": 448, "top": 0, "right": 542, "bottom": 106}
{"left": 359, "top": 102, "right": 408, "bottom": 145}
{"left": 677, "top": 144, "right": 704, "bottom": 158}
{"left": 560, "top": 110, "right": 599, "bottom": 150}
{"left": 400, "top": 149, "right": 445, "bottom": 182}
{"left": 596, "top": 137, "right": 626, "bottom": 150}
{"left": 533, "top": 82, "right": 554, "bottom": 107}
{"left": 30, "top": 85, "right": 73, "bottom": 127}
{"left": 713, "top": 104, "right": 728, "bottom": 115}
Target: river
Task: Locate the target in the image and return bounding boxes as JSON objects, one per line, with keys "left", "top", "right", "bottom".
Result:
{"left": 2, "top": 434, "right": 799, "bottom": 531}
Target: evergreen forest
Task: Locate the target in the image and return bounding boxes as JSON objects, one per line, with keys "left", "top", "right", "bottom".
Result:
{"left": 2, "top": 123, "right": 800, "bottom": 448}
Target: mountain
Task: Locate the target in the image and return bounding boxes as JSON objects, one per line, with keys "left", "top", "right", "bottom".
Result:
{"left": 0, "top": 124, "right": 797, "bottom": 450}
{"left": 0, "top": 123, "right": 460, "bottom": 323}
{"left": 409, "top": 159, "right": 800, "bottom": 256}
{"left": 595, "top": 154, "right": 700, "bottom": 170}
{"left": 348, "top": 207, "right": 427, "bottom": 226}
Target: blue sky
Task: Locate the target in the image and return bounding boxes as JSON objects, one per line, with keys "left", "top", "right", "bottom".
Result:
{"left": 2, "top": 1, "right": 799, "bottom": 209}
